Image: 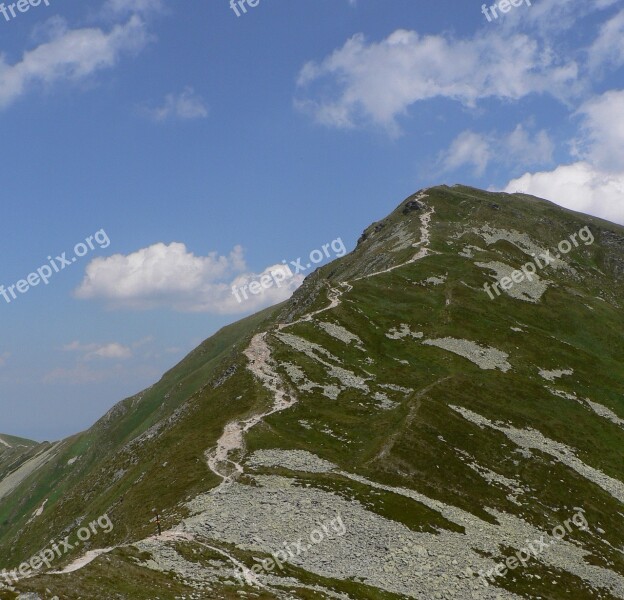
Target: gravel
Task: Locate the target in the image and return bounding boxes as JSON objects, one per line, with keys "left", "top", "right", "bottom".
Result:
{"left": 423, "top": 338, "right": 512, "bottom": 372}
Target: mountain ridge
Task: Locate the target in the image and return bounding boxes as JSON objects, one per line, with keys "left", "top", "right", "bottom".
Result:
{"left": 1, "top": 184, "right": 623, "bottom": 600}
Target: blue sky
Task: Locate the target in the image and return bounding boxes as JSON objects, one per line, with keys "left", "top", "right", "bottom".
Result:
{"left": 0, "top": 0, "right": 622, "bottom": 440}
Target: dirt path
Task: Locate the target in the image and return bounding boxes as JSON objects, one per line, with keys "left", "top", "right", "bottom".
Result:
{"left": 353, "top": 202, "right": 436, "bottom": 281}
{"left": 206, "top": 332, "right": 297, "bottom": 489}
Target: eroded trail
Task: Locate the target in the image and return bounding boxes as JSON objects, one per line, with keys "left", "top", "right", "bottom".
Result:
{"left": 50, "top": 529, "right": 281, "bottom": 596}
{"left": 278, "top": 284, "right": 348, "bottom": 331}
{"left": 206, "top": 332, "right": 297, "bottom": 489}
{"left": 353, "top": 202, "right": 436, "bottom": 281}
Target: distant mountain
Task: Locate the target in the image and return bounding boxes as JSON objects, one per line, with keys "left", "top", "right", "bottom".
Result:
{"left": 0, "top": 433, "right": 37, "bottom": 451}
{"left": 0, "top": 433, "right": 39, "bottom": 487}
{"left": 1, "top": 185, "right": 623, "bottom": 600}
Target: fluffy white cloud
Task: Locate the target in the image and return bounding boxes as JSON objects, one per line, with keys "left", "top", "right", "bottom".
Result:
{"left": 295, "top": 28, "right": 578, "bottom": 134}
{"left": 295, "top": 1, "right": 624, "bottom": 134}
{"left": 504, "top": 90, "right": 624, "bottom": 225}
{"left": 505, "top": 163, "right": 624, "bottom": 224}
{"left": 141, "top": 87, "right": 208, "bottom": 121}
{"left": 440, "top": 125, "right": 553, "bottom": 175}
{"left": 74, "top": 242, "right": 304, "bottom": 314}
{"left": 0, "top": 16, "right": 147, "bottom": 109}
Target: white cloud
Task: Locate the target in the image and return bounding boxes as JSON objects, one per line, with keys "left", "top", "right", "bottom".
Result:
{"left": 505, "top": 163, "right": 624, "bottom": 225}
{"left": 295, "top": 29, "right": 578, "bottom": 134}
{"left": 74, "top": 242, "right": 304, "bottom": 314}
{"left": 141, "top": 87, "right": 208, "bottom": 121}
{"left": 63, "top": 341, "right": 132, "bottom": 361}
{"left": 504, "top": 90, "right": 624, "bottom": 224}
{"left": 46, "top": 335, "right": 161, "bottom": 386}
{"left": 296, "top": 1, "right": 624, "bottom": 135}
{"left": 45, "top": 338, "right": 162, "bottom": 385}
{"left": 441, "top": 131, "right": 491, "bottom": 176}
{"left": 588, "top": 9, "right": 624, "bottom": 71}
{"left": 91, "top": 343, "right": 131, "bottom": 359}
{"left": 440, "top": 125, "right": 553, "bottom": 175}
{"left": 499, "top": 0, "right": 620, "bottom": 35}
{"left": 506, "top": 125, "right": 554, "bottom": 164}
{"left": 75, "top": 242, "right": 244, "bottom": 304}
{"left": 572, "top": 90, "right": 624, "bottom": 172}
{"left": 0, "top": 16, "right": 148, "bottom": 110}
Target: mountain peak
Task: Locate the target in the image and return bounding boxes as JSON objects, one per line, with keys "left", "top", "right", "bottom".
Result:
{"left": 1, "top": 186, "right": 623, "bottom": 599}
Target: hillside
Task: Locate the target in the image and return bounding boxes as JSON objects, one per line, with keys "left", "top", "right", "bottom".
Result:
{"left": 0, "top": 434, "right": 40, "bottom": 498}
{"left": 1, "top": 184, "right": 623, "bottom": 600}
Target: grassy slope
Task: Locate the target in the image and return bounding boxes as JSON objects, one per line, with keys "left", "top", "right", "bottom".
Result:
{"left": 2, "top": 185, "right": 623, "bottom": 599}
{"left": 248, "top": 185, "right": 624, "bottom": 597}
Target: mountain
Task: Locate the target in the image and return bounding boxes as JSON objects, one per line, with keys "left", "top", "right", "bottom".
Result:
{"left": 0, "top": 434, "right": 40, "bottom": 494}
{"left": 1, "top": 184, "right": 623, "bottom": 600}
